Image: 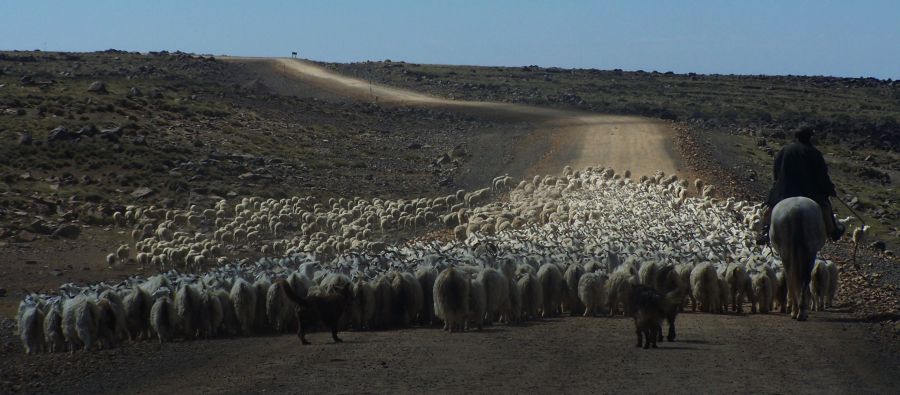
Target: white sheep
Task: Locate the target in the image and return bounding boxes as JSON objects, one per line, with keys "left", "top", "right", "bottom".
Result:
{"left": 578, "top": 272, "right": 607, "bottom": 317}
{"left": 477, "top": 267, "right": 509, "bottom": 325}
{"left": 62, "top": 295, "right": 100, "bottom": 352}
{"left": 690, "top": 263, "right": 720, "bottom": 313}
{"left": 18, "top": 300, "right": 45, "bottom": 354}
{"left": 810, "top": 260, "right": 830, "bottom": 312}
{"left": 150, "top": 289, "right": 178, "bottom": 343}
{"left": 537, "top": 263, "right": 563, "bottom": 317}
{"left": 230, "top": 278, "right": 257, "bottom": 336}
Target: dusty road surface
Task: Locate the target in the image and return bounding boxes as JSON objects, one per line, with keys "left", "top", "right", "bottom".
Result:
{"left": 9, "top": 309, "right": 898, "bottom": 394}
{"left": 227, "top": 58, "right": 682, "bottom": 183}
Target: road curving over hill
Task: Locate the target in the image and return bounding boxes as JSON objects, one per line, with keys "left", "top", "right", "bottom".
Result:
{"left": 226, "top": 57, "right": 683, "bottom": 183}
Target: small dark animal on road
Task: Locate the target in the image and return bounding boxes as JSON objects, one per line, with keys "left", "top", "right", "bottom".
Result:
{"left": 629, "top": 285, "right": 669, "bottom": 349}
{"left": 282, "top": 282, "right": 353, "bottom": 345}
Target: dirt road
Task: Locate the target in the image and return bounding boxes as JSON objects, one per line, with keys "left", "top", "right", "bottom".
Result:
{"left": 229, "top": 58, "right": 683, "bottom": 183}
{"left": 9, "top": 309, "right": 897, "bottom": 394}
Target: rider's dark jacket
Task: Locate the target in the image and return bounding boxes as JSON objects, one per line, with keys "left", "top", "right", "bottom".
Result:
{"left": 766, "top": 140, "right": 836, "bottom": 207}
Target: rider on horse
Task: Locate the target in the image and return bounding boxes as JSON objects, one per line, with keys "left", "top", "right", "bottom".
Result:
{"left": 756, "top": 126, "right": 845, "bottom": 245}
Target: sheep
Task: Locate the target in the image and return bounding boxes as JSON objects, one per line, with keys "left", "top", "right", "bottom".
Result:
{"left": 214, "top": 289, "right": 238, "bottom": 336}
{"left": 150, "top": 288, "right": 178, "bottom": 343}
{"left": 606, "top": 270, "right": 635, "bottom": 316}
{"left": 415, "top": 266, "right": 438, "bottom": 325}
{"left": 467, "top": 277, "right": 487, "bottom": 331}
{"left": 43, "top": 303, "right": 65, "bottom": 353}
{"left": 62, "top": 295, "right": 100, "bottom": 352}
{"left": 578, "top": 272, "right": 607, "bottom": 317}
{"left": 774, "top": 270, "right": 788, "bottom": 313}
{"left": 690, "top": 263, "right": 720, "bottom": 313}
{"left": 267, "top": 280, "right": 298, "bottom": 333}
{"left": 434, "top": 267, "right": 469, "bottom": 332}
{"left": 204, "top": 290, "right": 224, "bottom": 338}
{"left": 674, "top": 263, "right": 695, "bottom": 311}
{"left": 751, "top": 271, "right": 773, "bottom": 314}
{"left": 725, "top": 263, "right": 749, "bottom": 313}
{"left": 349, "top": 278, "right": 376, "bottom": 330}
{"left": 717, "top": 274, "right": 730, "bottom": 314}
{"left": 372, "top": 274, "right": 394, "bottom": 330}
{"left": 391, "top": 271, "right": 424, "bottom": 327}
{"left": 563, "top": 263, "right": 585, "bottom": 316}
{"left": 810, "top": 260, "right": 830, "bottom": 312}
{"left": 517, "top": 272, "right": 543, "bottom": 321}
{"left": 824, "top": 260, "right": 838, "bottom": 308}
{"left": 175, "top": 283, "right": 203, "bottom": 339}
{"left": 537, "top": 263, "right": 563, "bottom": 317}
{"left": 123, "top": 286, "right": 152, "bottom": 340}
{"left": 18, "top": 300, "right": 45, "bottom": 354}
{"left": 477, "top": 267, "right": 509, "bottom": 325}
{"left": 230, "top": 278, "right": 257, "bottom": 336}
{"left": 253, "top": 277, "right": 272, "bottom": 333}
{"left": 506, "top": 276, "right": 522, "bottom": 324}
{"left": 98, "top": 290, "right": 129, "bottom": 343}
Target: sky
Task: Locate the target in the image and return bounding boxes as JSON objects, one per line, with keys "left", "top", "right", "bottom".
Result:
{"left": 2, "top": 1, "right": 899, "bottom": 79}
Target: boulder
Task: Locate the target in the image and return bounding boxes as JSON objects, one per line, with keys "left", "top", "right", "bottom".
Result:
{"left": 28, "top": 220, "right": 54, "bottom": 235}
{"left": 131, "top": 187, "right": 153, "bottom": 199}
{"left": 53, "top": 224, "right": 81, "bottom": 239}
{"left": 46, "top": 126, "right": 72, "bottom": 142}
{"left": 17, "top": 132, "right": 32, "bottom": 145}
{"left": 87, "top": 81, "right": 107, "bottom": 93}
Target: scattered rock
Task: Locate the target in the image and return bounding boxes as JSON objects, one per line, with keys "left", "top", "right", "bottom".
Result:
{"left": 28, "top": 220, "right": 53, "bottom": 235}
{"left": 770, "top": 131, "right": 786, "bottom": 139}
{"left": 130, "top": 187, "right": 154, "bottom": 199}
{"left": 238, "top": 172, "right": 258, "bottom": 181}
{"left": 407, "top": 143, "right": 422, "bottom": 149}
{"left": 75, "top": 124, "right": 97, "bottom": 137}
{"left": 17, "top": 132, "right": 32, "bottom": 145}
{"left": 52, "top": 224, "right": 81, "bottom": 239}
{"left": 128, "top": 87, "right": 142, "bottom": 97}
{"left": 870, "top": 240, "right": 887, "bottom": 252}
{"left": 15, "top": 231, "right": 36, "bottom": 243}
{"left": 99, "top": 126, "right": 123, "bottom": 141}
{"left": 0, "top": 288, "right": 6, "bottom": 297}
{"left": 46, "top": 126, "right": 73, "bottom": 142}
{"left": 87, "top": 80, "right": 107, "bottom": 93}
{"left": 132, "top": 135, "right": 146, "bottom": 145}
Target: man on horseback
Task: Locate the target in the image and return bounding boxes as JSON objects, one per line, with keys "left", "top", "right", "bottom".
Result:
{"left": 756, "top": 126, "right": 845, "bottom": 245}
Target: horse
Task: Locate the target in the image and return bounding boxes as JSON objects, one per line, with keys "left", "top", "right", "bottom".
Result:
{"left": 769, "top": 197, "right": 826, "bottom": 321}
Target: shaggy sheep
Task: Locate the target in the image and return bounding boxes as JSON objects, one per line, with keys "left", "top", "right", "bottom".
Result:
{"left": 150, "top": 290, "right": 178, "bottom": 343}
{"left": 415, "top": 266, "right": 438, "bottom": 325}
{"left": 230, "top": 278, "right": 257, "bottom": 336}
{"left": 690, "top": 263, "right": 720, "bottom": 313}
{"left": 774, "top": 270, "right": 788, "bottom": 313}
{"left": 810, "top": 260, "right": 830, "bottom": 312}
{"left": 175, "top": 283, "right": 203, "bottom": 339}
{"left": 253, "top": 277, "right": 272, "bottom": 333}
{"left": 725, "top": 263, "right": 749, "bottom": 313}
{"left": 537, "top": 263, "right": 563, "bottom": 317}
{"left": 350, "top": 277, "right": 376, "bottom": 330}
{"left": 750, "top": 271, "right": 773, "bottom": 314}
{"left": 825, "top": 260, "right": 838, "bottom": 308}
{"left": 477, "top": 267, "right": 509, "bottom": 325}
{"left": 18, "top": 300, "right": 45, "bottom": 354}
{"left": 517, "top": 272, "right": 542, "bottom": 321}
{"left": 123, "top": 286, "right": 152, "bottom": 340}
{"left": 563, "top": 263, "right": 585, "bottom": 316}
{"left": 467, "top": 278, "right": 487, "bottom": 331}
{"left": 62, "top": 295, "right": 99, "bottom": 352}
{"left": 434, "top": 267, "right": 469, "bottom": 332}
{"left": 372, "top": 274, "right": 394, "bottom": 329}
{"left": 606, "top": 269, "right": 635, "bottom": 316}
{"left": 578, "top": 272, "right": 607, "bottom": 317}
{"left": 267, "top": 280, "right": 297, "bottom": 332}
{"left": 43, "top": 303, "right": 65, "bottom": 353}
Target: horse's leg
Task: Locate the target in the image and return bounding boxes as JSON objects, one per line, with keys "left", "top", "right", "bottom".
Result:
{"left": 798, "top": 281, "right": 810, "bottom": 321}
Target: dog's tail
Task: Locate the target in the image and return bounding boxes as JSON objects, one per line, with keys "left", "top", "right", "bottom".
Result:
{"left": 277, "top": 279, "right": 309, "bottom": 308}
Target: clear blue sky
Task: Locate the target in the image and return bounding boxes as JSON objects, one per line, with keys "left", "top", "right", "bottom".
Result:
{"left": 3, "top": 1, "right": 898, "bottom": 79}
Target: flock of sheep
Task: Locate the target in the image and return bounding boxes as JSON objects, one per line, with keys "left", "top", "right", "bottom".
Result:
{"left": 15, "top": 166, "right": 842, "bottom": 353}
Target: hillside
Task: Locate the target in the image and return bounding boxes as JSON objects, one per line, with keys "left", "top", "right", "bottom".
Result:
{"left": 326, "top": 60, "right": 900, "bottom": 251}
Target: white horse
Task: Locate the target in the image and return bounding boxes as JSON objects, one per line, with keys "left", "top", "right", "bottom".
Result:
{"left": 770, "top": 197, "right": 826, "bottom": 321}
